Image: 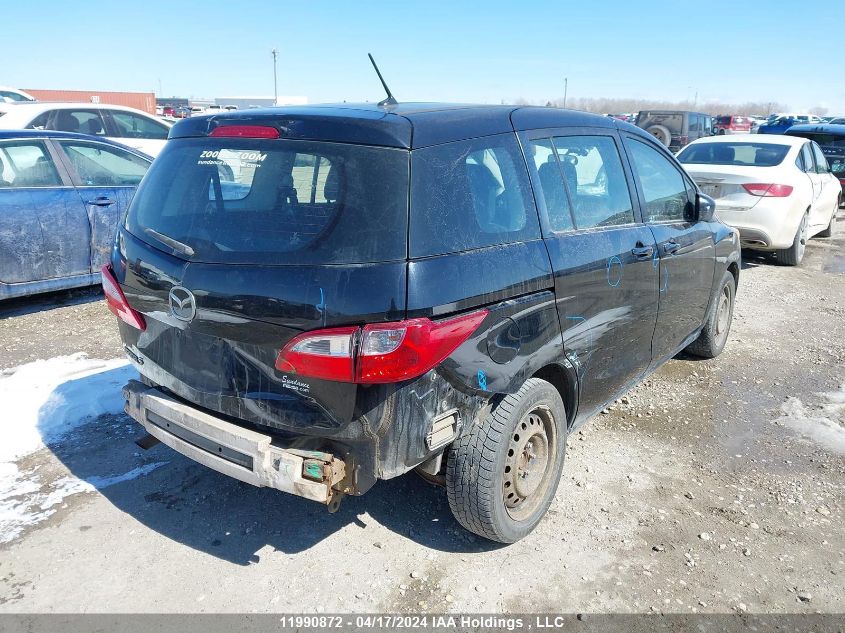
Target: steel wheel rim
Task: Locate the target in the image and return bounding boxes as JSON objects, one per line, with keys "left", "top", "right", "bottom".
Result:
{"left": 503, "top": 405, "right": 557, "bottom": 521}
{"left": 797, "top": 215, "right": 808, "bottom": 259}
{"left": 715, "top": 286, "right": 731, "bottom": 339}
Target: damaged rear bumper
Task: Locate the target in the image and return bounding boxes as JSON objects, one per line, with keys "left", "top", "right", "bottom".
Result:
{"left": 122, "top": 380, "right": 346, "bottom": 505}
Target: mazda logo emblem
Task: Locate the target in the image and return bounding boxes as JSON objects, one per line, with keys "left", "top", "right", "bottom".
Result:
{"left": 169, "top": 286, "right": 196, "bottom": 322}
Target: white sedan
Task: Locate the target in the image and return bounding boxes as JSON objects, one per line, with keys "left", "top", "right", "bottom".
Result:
{"left": 677, "top": 134, "right": 841, "bottom": 265}
{"left": 0, "top": 102, "right": 171, "bottom": 157}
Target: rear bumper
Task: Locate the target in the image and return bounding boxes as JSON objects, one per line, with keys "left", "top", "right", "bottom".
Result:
{"left": 716, "top": 198, "right": 803, "bottom": 250}
{"left": 122, "top": 380, "right": 347, "bottom": 505}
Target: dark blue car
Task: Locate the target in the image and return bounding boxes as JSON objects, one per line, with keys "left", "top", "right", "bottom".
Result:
{"left": 0, "top": 130, "right": 152, "bottom": 299}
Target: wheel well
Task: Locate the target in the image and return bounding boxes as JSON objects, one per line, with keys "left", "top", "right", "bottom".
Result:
{"left": 532, "top": 364, "right": 577, "bottom": 428}
{"left": 727, "top": 261, "right": 739, "bottom": 288}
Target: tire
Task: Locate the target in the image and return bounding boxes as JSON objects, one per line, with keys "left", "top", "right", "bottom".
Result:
{"left": 686, "top": 270, "right": 736, "bottom": 359}
{"left": 817, "top": 202, "right": 837, "bottom": 238}
{"left": 446, "top": 378, "right": 567, "bottom": 543}
{"left": 776, "top": 212, "right": 809, "bottom": 266}
{"left": 647, "top": 124, "right": 672, "bottom": 147}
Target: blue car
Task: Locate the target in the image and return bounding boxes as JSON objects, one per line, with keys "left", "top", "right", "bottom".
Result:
{"left": 757, "top": 116, "right": 800, "bottom": 135}
{"left": 0, "top": 130, "right": 152, "bottom": 299}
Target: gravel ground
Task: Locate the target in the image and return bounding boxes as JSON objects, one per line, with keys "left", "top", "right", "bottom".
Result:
{"left": 1, "top": 214, "right": 844, "bottom": 614}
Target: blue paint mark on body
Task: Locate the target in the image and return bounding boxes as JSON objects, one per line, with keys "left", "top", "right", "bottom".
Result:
{"left": 607, "top": 255, "right": 623, "bottom": 287}
{"left": 477, "top": 370, "right": 488, "bottom": 391}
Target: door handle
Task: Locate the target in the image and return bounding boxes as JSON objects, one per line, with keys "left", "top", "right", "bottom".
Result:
{"left": 631, "top": 245, "right": 654, "bottom": 260}
{"left": 87, "top": 196, "right": 115, "bottom": 206}
{"left": 663, "top": 240, "right": 681, "bottom": 255}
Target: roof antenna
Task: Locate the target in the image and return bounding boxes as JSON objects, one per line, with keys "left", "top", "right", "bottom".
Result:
{"left": 368, "top": 53, "right": 397, "bottom": 107}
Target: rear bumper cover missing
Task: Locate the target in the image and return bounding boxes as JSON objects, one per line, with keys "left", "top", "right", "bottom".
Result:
{"left": 122, "top": 380, "right": 346, "bottom": 504}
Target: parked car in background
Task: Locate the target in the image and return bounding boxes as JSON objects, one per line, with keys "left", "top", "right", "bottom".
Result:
{"left": 0, "top": 86, "right": 35, "bottom": 103}
{"left": 677, "top": 134, "right": 840, "bottom": 265}
{"left": 757, "top": 116, "right": 800, "bottom": 135}
{"left": 0, "top": 130, "right": 152, "bottom": 299}
{"left": 786, "top": 124, "right": 845, "bottom": 205}
{"left": 0, "top": 102, "right": 171, "bottom": 157}
{"left": 173, "top": 106, "right": 191, "bottom": 119}
{"left": 714, "top": 115, "right": 752, "bottom": 135}
{"left": 828, "top": 117, "right": 845, "bottom": 125}
{"left": 107, "top": 103, "right": 739, "bottom": 543}
{"left": 635, "top": 110, "right": 713, "bottom": 150}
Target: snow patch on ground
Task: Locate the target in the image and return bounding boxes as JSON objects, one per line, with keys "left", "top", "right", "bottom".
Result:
{"left": 0, "top": 352, "right": 135, "bottom": 462}
{"left": 0, "top": 354, "right": 166, "bottom": 543}
{"left": 778, "top": 384, "right": 845, "bottom": 454}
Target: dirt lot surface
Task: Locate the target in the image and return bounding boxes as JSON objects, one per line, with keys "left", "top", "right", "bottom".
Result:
{"left": 1, "top": 214, "right": 844, "bottom": 614}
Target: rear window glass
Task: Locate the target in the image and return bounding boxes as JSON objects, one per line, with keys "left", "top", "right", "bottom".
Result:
{"left": 677, "top": 142, "right": 789, "bottom": 167}
{"left": 636, "top": 112, "right": 683, "bottom": 134}
{"left": 126, "top": 138, "right": 409, "bottom": 265}
{"left": 788, "top": 132, "right": 845, "bottom": 149}
{"left": 410, "top": 133, "right": 540, "bottom": 257}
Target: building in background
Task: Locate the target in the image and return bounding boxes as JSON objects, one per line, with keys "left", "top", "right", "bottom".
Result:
{"left": 215, "top": 96, "right": 307, "bottom": 109}
{"left": 24, "top": 89, "right": 156, "bottom": 114}
{"left": 156, "top": 97, "right": 189, "bottom": 109}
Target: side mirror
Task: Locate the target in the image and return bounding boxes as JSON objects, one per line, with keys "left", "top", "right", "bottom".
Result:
{"left": 696, "top": 192, "right": 716, "bottom": 222}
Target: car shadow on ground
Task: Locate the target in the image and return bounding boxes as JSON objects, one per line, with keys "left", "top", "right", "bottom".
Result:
{"left": 38, "top": 368, "right": 502, "bottom": 565}
{"left": 740, "top": 249, "right": 777, "bottom": 270}
{"left": 0, "top": 286, "right": 103, "bottom": 320}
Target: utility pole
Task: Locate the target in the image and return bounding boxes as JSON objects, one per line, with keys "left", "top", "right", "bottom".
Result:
{"left": 271, "top": 48, "right": 279, "bottom": 106}
{"left": 563, "top": 77, "right": 568, "bottom": 109}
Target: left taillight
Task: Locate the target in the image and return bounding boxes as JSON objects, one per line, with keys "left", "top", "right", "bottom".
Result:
{"left": 275, "top": 310, "right": 489, "bottom": 384}
{"left": 101, "top": 264, "right": 146, "bottom": 331}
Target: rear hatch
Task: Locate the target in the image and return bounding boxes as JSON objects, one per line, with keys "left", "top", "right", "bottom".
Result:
{"left": 115, "top": 131, "right": 410, "bottom": 434}
{"left": 677, "top": 141, "right": 793, "bottom": 210}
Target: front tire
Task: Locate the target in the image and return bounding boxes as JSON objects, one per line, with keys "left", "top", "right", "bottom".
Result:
{"left": 776, "top": 212, "right": 809, "bottom": 266}
{"left": 446, "top": 378, "right": 567, "bottom": 543}
{"left": 686, "top": 270, "right": 736, "bottom": 359}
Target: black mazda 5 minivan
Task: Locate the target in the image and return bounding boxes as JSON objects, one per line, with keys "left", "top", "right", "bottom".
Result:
{"left": 105, "top": 103, "right": 740, "bottom": 543}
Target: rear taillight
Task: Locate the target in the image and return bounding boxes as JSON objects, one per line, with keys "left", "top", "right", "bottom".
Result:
{"left": 209, "top": 125, "right": 279, "bottom": 138}
{"left": 742, "top": 183, "right": 794, "bottom": 197}
{"left": 101, "top": 265, "right": 146, "bottom": 331}
{"left": 677, "top": 136, "right": 689, "bottom": 145}
{"left": 275, "top": 310, "right": 489, "bottom": 384}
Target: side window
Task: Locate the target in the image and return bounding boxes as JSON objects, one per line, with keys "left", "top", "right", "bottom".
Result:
{"left": 110, "top": 111, "right": 169, "bottom": 140}
{"left": 550, "top": 135, "right": 634, "bottom": 228}
{"left": 26, "top": 111, "right": 51, "bottom": 130}
{"left": 627, "top": 139, "right": 692, "bottom": 223}
{"left": 689, "top": 115, "right": 701, "bottom": 134}
{"left": 0, "top": 142, "right": 62, "bottom": 187}
{"left": 811, "top": 142, "right": 829, "bottom": 173}
{"left": 48, "top": 110, "right": 107, "bottom": 136}
{"left": 801, "top": 144, "right": 816, "bottom": 173}
{"left": 410, "top": 133, "right": 539, "bottom": 257}
{"left": 58, "top": 142, "right": 150, "bottom": 186}
{"left": 528, "top": 138, "right": 574, "bottom": 232}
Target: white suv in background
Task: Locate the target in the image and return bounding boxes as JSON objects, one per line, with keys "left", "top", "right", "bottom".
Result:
{"left": 0, "top": 102, "right": 171, "bottom": 156}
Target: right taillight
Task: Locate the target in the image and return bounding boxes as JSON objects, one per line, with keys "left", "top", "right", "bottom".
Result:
{"left": 101, "top": 264, "right": 146, "bottom": 331}
{"left": 742, "top": 183, "right": 794, "bottom": 197}
{"left": 275, "top": 310, "right": 488, "bottom": 384}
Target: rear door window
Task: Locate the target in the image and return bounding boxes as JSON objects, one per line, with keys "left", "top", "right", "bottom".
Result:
{"left": 811, "top": 142, "right": 830, "bottom": 173}
{"left": 126, "top": 137, "right": 409, "bottom": 265}
{"left": 527, "top": 138, "right": 574, "bottom": 232}
{"left": 410, "top": 133, "right": 539, "bottom": 257}
{"left": 549, "top": 135, "right": 634, "bottom": 228}
{"left": 801, "top": 143, "right": 816, "bottom": 173}
{"left": 43, "top": 109, "right": 108, "bottom": 136}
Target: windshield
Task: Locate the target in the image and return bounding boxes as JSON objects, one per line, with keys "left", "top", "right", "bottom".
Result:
{"left": 677, "top": 142, "right": 790, "bottom": 166}
{"left": 126, "top": 137, "right": 409, "bottom": 265}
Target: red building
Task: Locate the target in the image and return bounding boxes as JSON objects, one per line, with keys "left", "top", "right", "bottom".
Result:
{"left": 23, "top": 89, "right": 156, "bottom": 114}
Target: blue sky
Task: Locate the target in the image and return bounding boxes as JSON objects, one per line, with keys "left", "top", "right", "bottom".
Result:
{"left": 4, "top": 0, "right": 842, "bottom": 113}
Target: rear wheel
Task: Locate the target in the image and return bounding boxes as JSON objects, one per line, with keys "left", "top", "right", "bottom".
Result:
{"left": 446, "top": 378, "right": 567, "bottom": 543}
{"left": 686, "top": 270, "right": 736, "bottom": 359}
{"left": 776, "top": 212, "right": 809, "bottom": 266}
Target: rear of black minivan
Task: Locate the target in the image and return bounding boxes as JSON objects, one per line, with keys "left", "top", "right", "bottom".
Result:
{"left": 106, "top": 116, "right": 490, "bottom": 507}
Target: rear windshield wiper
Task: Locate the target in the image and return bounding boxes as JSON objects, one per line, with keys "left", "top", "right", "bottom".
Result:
{"left": 144, "top": 228, "right": 195, "bottom": 257}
